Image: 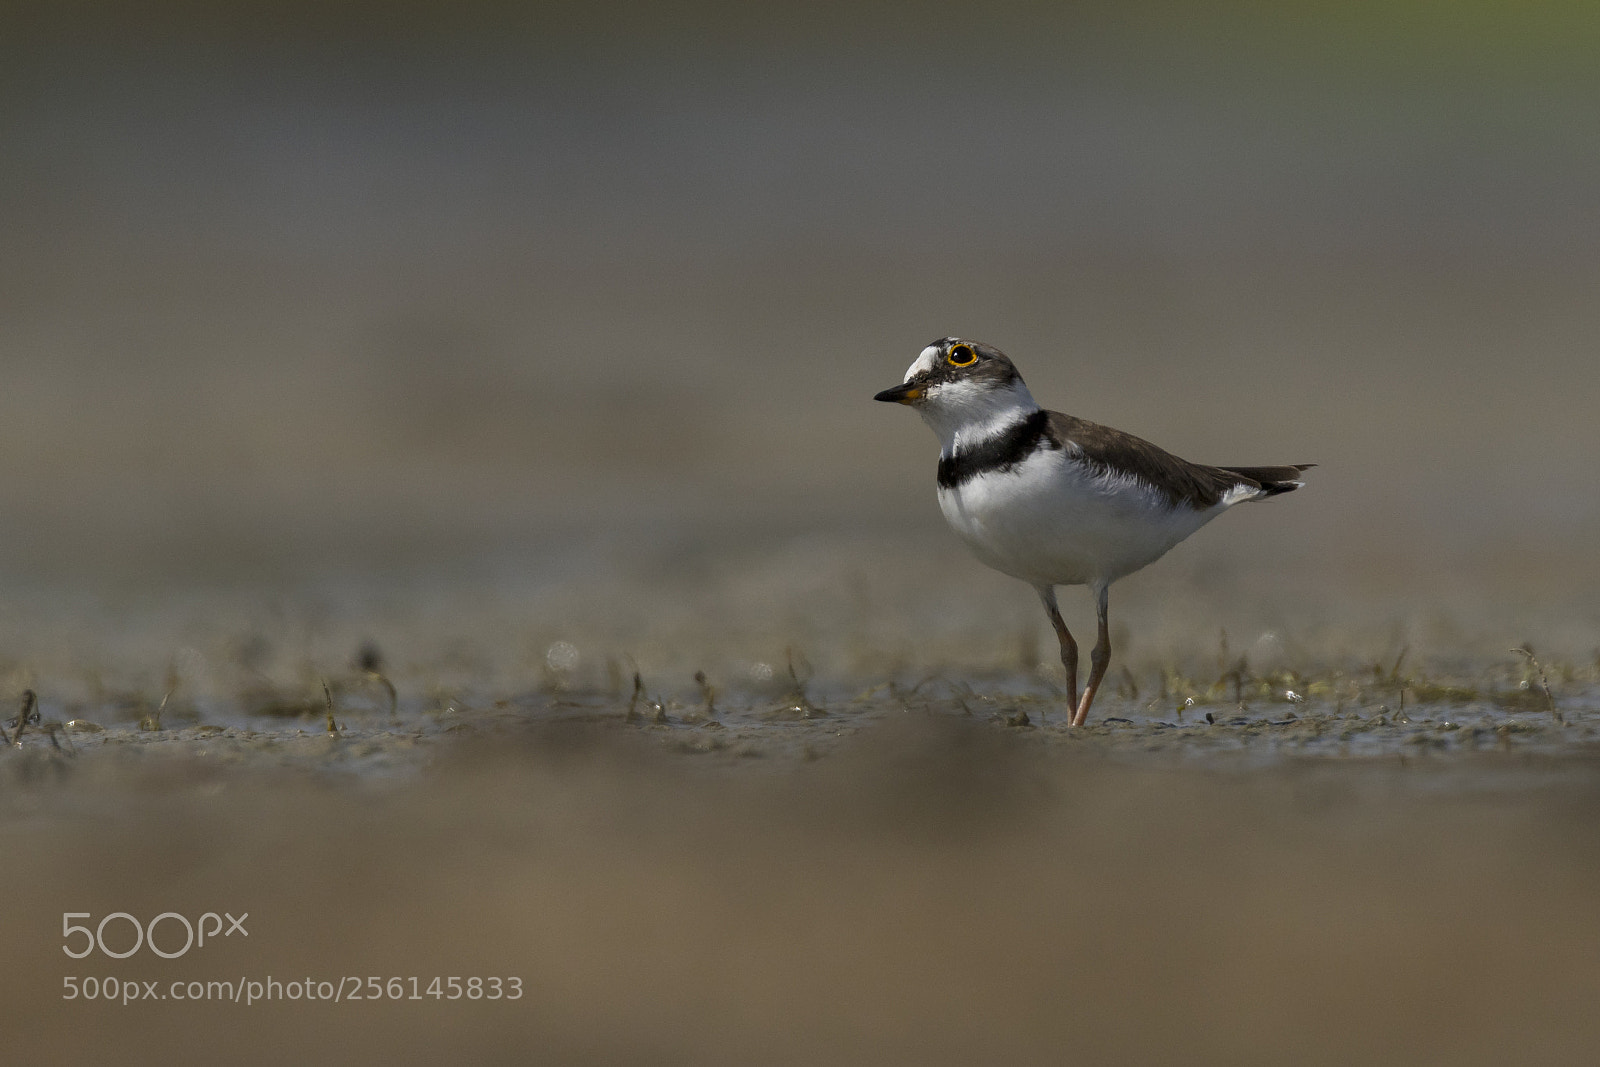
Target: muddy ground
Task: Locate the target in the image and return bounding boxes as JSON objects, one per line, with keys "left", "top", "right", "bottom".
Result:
{"left": 4, "top": 654, "right": 1598, "bottom": 1066}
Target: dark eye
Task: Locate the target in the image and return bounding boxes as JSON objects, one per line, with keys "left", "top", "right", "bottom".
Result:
{"left": 947, "top": 343, "right": 977, "bottom": 367}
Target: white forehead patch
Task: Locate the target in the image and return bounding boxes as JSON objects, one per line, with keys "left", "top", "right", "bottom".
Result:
{"left": 904, "top": 345, "right": 941, "bottom": 382}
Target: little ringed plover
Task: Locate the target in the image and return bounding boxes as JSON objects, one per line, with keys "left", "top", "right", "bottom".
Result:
{"left": 875, "top": 337, "right": 1311, "bottom": 726}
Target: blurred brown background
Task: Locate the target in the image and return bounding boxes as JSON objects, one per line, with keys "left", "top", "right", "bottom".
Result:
{"left": 6, "top": 1, "right": 1599, "bottom": 597}
{"left": 6, "top": 2, "right": 1600, "bottom": 723}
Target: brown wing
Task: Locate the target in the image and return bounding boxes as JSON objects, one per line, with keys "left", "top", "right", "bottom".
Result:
{"left": 1045, "top": 411, "right": 1268, "bottom": 509}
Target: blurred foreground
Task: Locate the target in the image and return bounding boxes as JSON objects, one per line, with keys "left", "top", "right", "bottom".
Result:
{"left": 5, "top": 710, "right": 1599, "bottom": 1065}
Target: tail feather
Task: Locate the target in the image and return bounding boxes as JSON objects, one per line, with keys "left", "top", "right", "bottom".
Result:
{"left": 1219, "top": 463, "right": 1315, "bottom": 498}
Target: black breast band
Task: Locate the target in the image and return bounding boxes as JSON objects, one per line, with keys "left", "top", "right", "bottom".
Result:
{"left": 936, "top": 410, "right": 1056, "bottom": 489}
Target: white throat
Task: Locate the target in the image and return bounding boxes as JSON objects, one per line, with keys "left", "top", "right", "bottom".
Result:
{"left": 917, "top": 378, "right": 1040, "bottom": 456}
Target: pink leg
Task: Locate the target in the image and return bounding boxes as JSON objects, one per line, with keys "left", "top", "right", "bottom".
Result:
{"left": 1036, "top": 585, "right": 1079, "bottom": 713}
{"left": 1071, "top": 585, "right": 1111, "bottom": 727}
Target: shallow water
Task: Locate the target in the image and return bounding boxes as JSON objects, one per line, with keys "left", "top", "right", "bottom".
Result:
{"left": 6, "top": 705, "right": 1600, "bottom": 1066}
{"left": 6, "top": 562, "right": 1594, "bottom": 1066}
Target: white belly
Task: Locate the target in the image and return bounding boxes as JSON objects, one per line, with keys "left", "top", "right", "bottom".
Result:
{"left": 936, "top": 448, "right": 1226, "bottom": 586}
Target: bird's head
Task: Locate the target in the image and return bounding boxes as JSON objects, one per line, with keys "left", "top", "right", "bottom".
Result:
{"left": 875, "top": 338, "right": 1037, "bottom": 450}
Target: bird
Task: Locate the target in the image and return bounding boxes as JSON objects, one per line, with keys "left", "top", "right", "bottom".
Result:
{"left": 875, "top": 337, "right": 1310, "bottom": 726}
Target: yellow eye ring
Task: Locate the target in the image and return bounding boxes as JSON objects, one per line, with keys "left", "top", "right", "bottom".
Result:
{"left": 947, "top": 343, "right": 977, "bottom": 366}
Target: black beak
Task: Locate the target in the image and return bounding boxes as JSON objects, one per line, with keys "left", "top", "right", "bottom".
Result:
{"left": 874, "top": 381, "right": 924, "bottom": 404}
